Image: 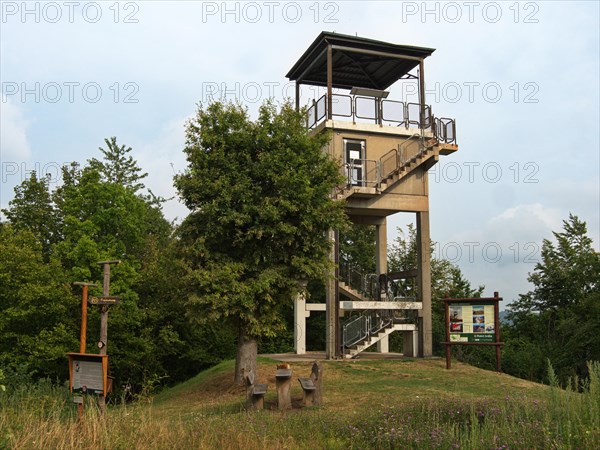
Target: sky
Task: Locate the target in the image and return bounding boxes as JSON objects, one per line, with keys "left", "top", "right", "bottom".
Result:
{"left": 1, "top": 1, "right": 599, "bottom": 307}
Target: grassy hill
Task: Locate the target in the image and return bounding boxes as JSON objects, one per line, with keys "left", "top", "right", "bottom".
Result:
{"left": 2, "top": 357, "right": 599, "bottom": 449}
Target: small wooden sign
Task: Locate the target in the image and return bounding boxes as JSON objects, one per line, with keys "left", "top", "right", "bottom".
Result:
{"left": 89, "top": 296, "right": 121, "bottom": 305}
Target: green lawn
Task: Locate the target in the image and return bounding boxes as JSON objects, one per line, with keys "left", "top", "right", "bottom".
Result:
{"left": 1, "top": 357, "right": 598, "bottom": 449}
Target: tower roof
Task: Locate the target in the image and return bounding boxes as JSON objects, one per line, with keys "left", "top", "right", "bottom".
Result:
{"left": 286, "top": 32, "right": 435, "bottom": 90}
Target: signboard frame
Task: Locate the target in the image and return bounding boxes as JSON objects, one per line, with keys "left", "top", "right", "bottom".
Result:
{"left": 67, "top": 353, "right": 109, "bottom": 397}
{"left": 443, "top": 292, "right": 503, "bottom": 371}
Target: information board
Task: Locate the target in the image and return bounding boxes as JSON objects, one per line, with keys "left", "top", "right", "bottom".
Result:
{"left": 448, "top": 301, "right": 496, "bottom": 343}
{"left": 443, "top": 293, "right": 503, "bottom": 371}
{"left": 67, "top": 353, "right": 108, "bottom": 396}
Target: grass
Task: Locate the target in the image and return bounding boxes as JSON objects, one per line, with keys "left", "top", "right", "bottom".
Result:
{"left": 1, "top": 358, "right": 599, "bottom": 449}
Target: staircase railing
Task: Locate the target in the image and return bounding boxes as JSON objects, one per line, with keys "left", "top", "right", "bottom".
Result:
{"left": 342, "top": 314, "right": 369, "bottom": 347}
{"left": 379, "top": 148, "right": 398, "bottom": 181}
{"left": 344, "top": 159, "right": 379, "bottom": 187}
{"left": 342, "top": 310, "right": 394, "bottom": 353}
{"left": 339, "top": 257, "right": 382, "bottom": 299}
{"left": 343, "top": 131, "right": 430, "bottom": 193}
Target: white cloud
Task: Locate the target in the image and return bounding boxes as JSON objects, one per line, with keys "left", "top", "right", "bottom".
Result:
{"left": 437, "top": 204, "right": 567, "bottom": 305}
{"left": 0, "top": 97, "right": 31, "bottom": 160}
{"left": 134, "top": 116, "right": 191, "bottom": 223}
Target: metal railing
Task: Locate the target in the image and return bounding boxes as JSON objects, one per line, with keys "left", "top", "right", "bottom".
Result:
{"left": 344, "top": 158, "right": 379, "bottom": 187}
{"left": 305, "top": 93, "right": 456, "bottom": 144}
{"left": 339, "top": 257, "right": 377, "bottom": 297}
{"left": 341, "top": 131, "right": 427, "bottom": 189}
{"left": 434, "top": 117, "right": 457, "bottom": 144}
{"left": 339, "top": 254, "right": 422, "bottom": 353}
{"left": 342, "top": 310, "right": 394, "bottom": 350}
{"left": 342, "top": 314, "right": 369, "bottom": 347}
{"left": 379, "top": 148, "right": 398, "bottom": 181}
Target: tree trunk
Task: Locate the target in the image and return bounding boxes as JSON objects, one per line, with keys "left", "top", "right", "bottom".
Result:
{"left": 235, "top": 326, "right": 257, "bottom": 385}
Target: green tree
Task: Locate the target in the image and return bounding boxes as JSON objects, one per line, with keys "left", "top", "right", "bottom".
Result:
{"left": 175, "top": 100, "right": 346, "bottom": 383}
{"left": 51, "top": 162, "right": 175, "bottom": 391}
{"left": 388, "top": 224, "right": 484, "bottom": 355}
{"left": 0, "top": 225, "right": 76, "bottom": 378}
{"left": 1, "top": 139, "right": 190, "bottom": 393}
{"left": 506, "top": 214, "right": 600, "bottom": 382}
{"left": 2, "top": 172, "right": 58, "bottom": 258}
{"left": 88, "top": 137, "right": 148, "bottom": 193}
{"left": 340, "top": 223, "right": 376, "bottom": 274}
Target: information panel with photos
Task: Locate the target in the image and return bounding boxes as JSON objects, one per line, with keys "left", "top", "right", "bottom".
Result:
{"left": 443, "top": 293, "right": 503, "bottom": 371}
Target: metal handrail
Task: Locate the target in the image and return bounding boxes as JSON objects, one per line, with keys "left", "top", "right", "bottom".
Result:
{"left": 381, "top": 99, "right": 406, "bottom": 125}
{"left": 434, "top": 117, "right": 457, "bottom": 144}
{"left": 306, "top": 93, "right": 451, "bottom": 136}
{"left": 379, "top": 148, "right": 398, "bottom": 180}
{"left": 398, "top": 132, "right": 422, "bottom": 166}
{"left": 345, "top": 158, "right": 379, "bottom": 187}
{"left": 342, "top": 310, "right": 395, "bottom": 352}
{"left": 343, "top": 314, "right": 369, "bottom": 348}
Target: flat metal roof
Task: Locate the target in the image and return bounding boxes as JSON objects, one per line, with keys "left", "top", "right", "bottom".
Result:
{"left": 286, "top": 32, "right": 435, "bottom": 90}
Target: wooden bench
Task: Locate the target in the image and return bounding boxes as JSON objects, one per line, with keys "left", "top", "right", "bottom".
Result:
{"left": 275, "top": 364, "right": 292, "bottom": 410}
{"left": 298, "top": 377, "right": 316, "bottom": 406}
{"left": 244, "top": 370, "right": 267, "bottom": 410}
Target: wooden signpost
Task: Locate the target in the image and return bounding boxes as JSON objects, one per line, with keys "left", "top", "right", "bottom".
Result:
{"left": 97, "top": 260, "right": 120, "bottom": 413}
{"left": 443, "top": 292, "right": 503, "bottom": 371}
{"left": 71, "top": 282, "right": 97, "bottom": 419}
{"left": 69, "top": 260, "right": 121, "bottom": 417}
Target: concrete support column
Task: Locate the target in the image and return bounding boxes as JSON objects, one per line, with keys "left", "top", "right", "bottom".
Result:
{"left": 403, "top": 330, "right": 418, "bottom": 357}
{"left": 375, "top": 219, "right": 388, "bottom": 276}
{"left": 294, "top": 286, "right": 308, "bottom": 355}
{"left": 417, "top": 211, "right": 433, "bottom": 357}
{"left": 325, "top": 229, "right": 337, "bottom": 359}
{"left": 376, "top": 219, "right": 389, "bottom": 353}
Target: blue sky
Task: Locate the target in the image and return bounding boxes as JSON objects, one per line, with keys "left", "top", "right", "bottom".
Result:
{"left": 1, "top": 1, "right": 599, "bottom": 306}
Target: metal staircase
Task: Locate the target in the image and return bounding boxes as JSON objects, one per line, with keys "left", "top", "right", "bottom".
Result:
{"left": 335, "top": 132, "right": 441, "bottom": 201}
{"left": 339, "top": 257, "right": 420, "bottom": 358}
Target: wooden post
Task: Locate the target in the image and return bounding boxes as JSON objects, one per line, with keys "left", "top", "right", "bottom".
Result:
{"left": 275, "top": 364, "right": 292, "bottom": 410}
{"left": 494, "top": 291, "right": 501, "bottom": 372}
{"left": 97, "top": 260, "right": 120, "bottom": 413}
{"left": 310, "top": 361, "right": 323, "bottom": 406}
{"left": 444, "top": 297, "right": 451, "bottom": 369}
{"left": 72, "top": 282, "right": 97, "bottom": 419}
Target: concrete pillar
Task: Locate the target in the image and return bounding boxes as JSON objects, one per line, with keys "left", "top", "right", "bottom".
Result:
{"left": 376, "top": 219, "right": 389, "bottom": 353}
{"left": 403, "top": 330, "right": 418, "bottom": 357}
{"left": 325, "top": 229, "right": 337, "bottom": 359}
{"left": 294, "top": 286, "right": 307, "bottom": 355}
{"left": 416, "top": 211, "right": 433, "bottom": 357}
{"left": 375, "top": 219, "right": 388, "bottom": 276}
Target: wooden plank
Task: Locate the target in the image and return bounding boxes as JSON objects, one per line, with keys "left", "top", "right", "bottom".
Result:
{"left": 298, "top": 377, "right": 316, "bottom": 391}
{"left": 276, "top": 369, "right": 292, "bottom": 379}
{"left": 253, "top": 384, "right": 267, "bottom": 396}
